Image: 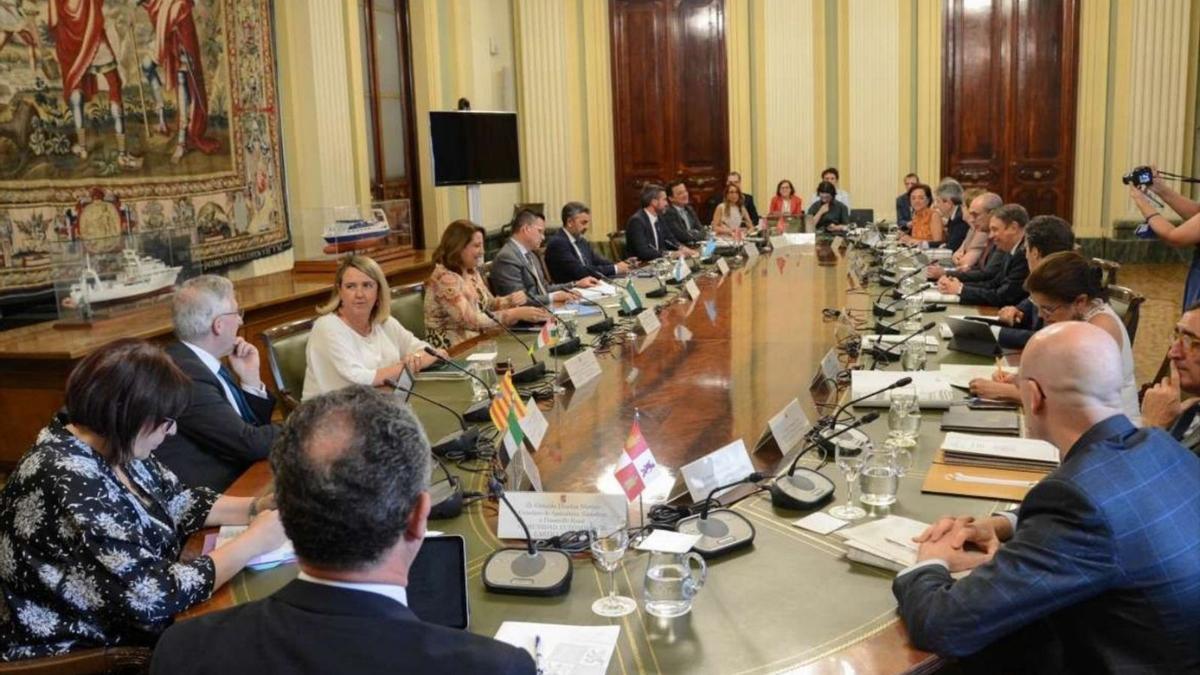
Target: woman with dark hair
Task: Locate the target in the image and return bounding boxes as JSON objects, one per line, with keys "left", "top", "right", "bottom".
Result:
{"left": 901, "top": 183, "right": 945, "bottom": 245}
{"left": 969, "top": 252, "right": 1140, "bottom": 422}
{"left": 768, "top": 179, "right": 803, "bottom": 232}
{"left": 0, "top": 339, "right": 285, "bottom": 660}
{"left": 806, "top": 180, "right": 850, "bottom": 233}
{"left": 711, "top": 183, "right": 756, "bottom": 236}
{"left": 424, "top": 219, "right": 550, "bottom": 349}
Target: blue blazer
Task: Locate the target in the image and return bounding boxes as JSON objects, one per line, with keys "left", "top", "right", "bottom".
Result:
{"left": 152, "top": 580, "right": 536, "bottom": 675}
{"left": 544, "top": 228, "right": 615, "bottom": 283}
{"left": 894, "top": 415, "right": 1200, "bottom": 671}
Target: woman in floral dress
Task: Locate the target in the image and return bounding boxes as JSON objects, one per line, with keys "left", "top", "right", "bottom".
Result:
{"left": 0, "top": 339, "right": 286, "bottom": 660}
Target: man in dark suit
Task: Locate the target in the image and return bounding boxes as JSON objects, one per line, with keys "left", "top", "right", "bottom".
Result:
{"left": 895, "top": 322, "right": 1200, "bottom": 671}
{"left": 490, "top": 209, "right": 597, "bottom": 305}
{"left": 896, "top": 173, "right": 919, "bottom": 227}
{"left": 705, "top": 170, "right": 761, "bottom": 225}
{"left": 151, "top": 386, "right": 536, "bottom": 675}
{"left": 625, "top": 183, "right": 697, "bottom": 262}
{"left": 1143, "top": 303, "right": 1200, "bottom": 453}
{"left": 938, "top": 203, "right": 1030, "bottom": 307}
{"left": 935, "top": 179, "right": 970, "bottom": 252}
{"left": 991, "top": 215, "right": 1075, "bottom": 350}
{"left": 544, "top": 201, "right": 630, "bottom": 283}
{"left": 660, "top": 179, "right": 706, "bottom": 245}
{"left": 927, "top": 192, "right": 1003, "bottom": 281}
{"left": 155, "top": 275, "right": 278, "bottom": 491}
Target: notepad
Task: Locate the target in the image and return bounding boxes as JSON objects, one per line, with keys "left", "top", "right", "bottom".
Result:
{"left": 837, "top": 515, "right": 929, "bottom": 572}
{"left": 575, "top": 282, "right": 619, "bottom": 300}
{"left": 938, "top": 364, "right": 1017, "bottom": 390}
{"left": 215, "top": 526, "right": 296, "bottom": 570}
{"left": 920, "top": 290, "right": 961, "bottom": 304}
{"left": 849, "top": 371, "right": 956, "bottom": 409}
{"left": 941, "top": 432, "right": 1059, "bottom": 471}
{"left": 494, "top": 622, "right": 620, "bottom": 675}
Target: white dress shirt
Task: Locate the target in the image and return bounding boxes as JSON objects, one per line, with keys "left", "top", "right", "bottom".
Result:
{"left": 565, "top": 230, "right": 586, "bottom": 263}
{"left": 181, "top": 341, "right": 268, "bottom": 413}
{"left": 302, "top": 314, "right": 430, "bottom": 400}
{"left": 297, "top": 571, "right": 408, "bottom": 607}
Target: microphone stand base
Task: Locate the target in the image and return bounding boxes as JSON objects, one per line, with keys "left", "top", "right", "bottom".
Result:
{"left": 872, "top": 302, "right": 897, "bottom": 318}
{"left": 482, "top": 548, "right": 573, "bottom": 596}
{"left": 586, "top": 319, "right": 615, "bottom": 334}
{"left": 768, "top": 470, "right": 836, "bottom": 510}
{"left": 619, "top": 307, "right": 647, "bottom": 316}
{"left": 432, "top": 427, "right": 480, "bottom": 458}
{"left": 463, "top": 399, "right": 491, "bottom": 423}
{"left": 548, "top": 337, "right": 582, "bottom": 357}
{"left": 511, "top": 361, "right": 547, "bottom": 384}
{"left": 675, "top": 509, "right": 756, "bottom": 559}
{"left": 429, "top": 476, "right": 464, "bottom": 520}
{"left": 644, "top": 288, "right": 669, "bottom": 299}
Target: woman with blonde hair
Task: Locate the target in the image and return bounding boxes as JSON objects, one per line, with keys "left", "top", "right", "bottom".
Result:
{"left": 711, "top": 183, "right": 756, "bottom": 236}
{"left": 303, "top": 255, "right": 446, "bottom": 399}
{"left": 425, "top": 220, "right": 550, "bottom": 349}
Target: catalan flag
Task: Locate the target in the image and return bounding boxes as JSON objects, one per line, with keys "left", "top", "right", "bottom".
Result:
{"left": 488, "top": 371, "right": 527, "bottom": 431}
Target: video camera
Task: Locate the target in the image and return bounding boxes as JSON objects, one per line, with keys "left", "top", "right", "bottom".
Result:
{"left": 1122, "top": 166, "right": 1154, "bottom": 187}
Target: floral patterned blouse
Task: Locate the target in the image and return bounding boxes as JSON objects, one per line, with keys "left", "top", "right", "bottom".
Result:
{"left": 423, "top": 264, "right": 519, "bottom": 350}
{"left": 0, "top": 416, "right": 218, "bottom": 660}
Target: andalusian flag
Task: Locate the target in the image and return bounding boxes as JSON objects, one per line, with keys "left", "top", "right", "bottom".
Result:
{"left": 535, "top": 319, "right": 558, "bottom": 350}
{"left": 672, "top": 256, "right": 689, "bottom": 283}
{"left": 619, "top": 282, "right": 643, "bottom": 313}
{"left": 488, "top": 371, "right": 527, "bottom": 431}
{"left": 614, "top": 419, "right": 659, "bottom": 502}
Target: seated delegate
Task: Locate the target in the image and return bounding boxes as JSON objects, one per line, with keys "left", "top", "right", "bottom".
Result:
{"left": 424, "top": 220, "right": 550, "bottom": 350}
{"left": 766, "top": 179, "right": 803, "bottom": 232}
{"left": 926, "top": 192, "right": 1002, "bottom": 281}
{"left": 937, "top": 204, "right": 1030, "bottom": 307}
{"left": 544, "top": 201, "right": 631, "bottom": 283}
{"left": 806, "top": 181, "right": 850, "bottom": 234}
{"left": 1142, "top": 302, "right": 1200, "bottom": 452}
{"left": 711, "top": 183, "right": 757, "bottom": 236}
{"left": 986, "top": 215, "right": 1075, "bottom": 350}
{"left": 303, "top": 255, "right": 444, "bottom": 399}
{"left": 896, "top": 323, "right": 1200, "bottom": 671}
{"left": 0, "top": 339, "right": 284, "bottom": 660}
{"left": 491, "top": 209, "right": 597, "bottom": 304}
{"left": 900, "top": 183, "right": 944, "bottom": 246}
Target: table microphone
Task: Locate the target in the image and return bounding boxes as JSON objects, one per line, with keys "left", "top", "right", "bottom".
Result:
{"left": 427, "top": 456, "right": 464, "bottom": 520}
{"left": 419, "top": 347, "right": 495, "bottom": 422}
{"left": 675, "top": 471, "right": 768, "bottom": 559}
{"left": 569, "top": 292, "right": 616, "bottom": 334}
{"left": 769, "top": 412, "right": 879, "bottom": 510}
{"left": 875, "top": 308, "right": 924, "bottom": 335}
{"left": 873, "top": 269, "right": 922, "bottom": 316}
{"left": 877, "top": 264, "right": 924, "bottom": 288}
{"left": 824, "top": 376, "right": 913, "bottom": 430}
{"left": 477, "top": 311, "right": 548, "bottom": 384}
{"left": 868, "top": 321, "right": 935, "bottom": 368}
{"left": 387, "top": 378, "right": 482, "bottom": 460}
{"left": 481, "top": 477, "right": 572, "bottom": 596}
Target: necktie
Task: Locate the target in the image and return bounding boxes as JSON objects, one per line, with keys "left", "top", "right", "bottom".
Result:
{"left": 570, "top": 236, "right": 586, "bottom": 264}
{"left": 525, "top": 251, "right": 548, "bottom": 295}
{"left": 218, "top": 366, "right": 258, "bottom": 424}
{"left": 651, "top": 217, "right": 660, "bottom": 251}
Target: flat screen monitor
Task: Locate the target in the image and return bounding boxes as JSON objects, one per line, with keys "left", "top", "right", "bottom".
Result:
{"left": 430, "top": 111, "right": 520, "bottom": 186}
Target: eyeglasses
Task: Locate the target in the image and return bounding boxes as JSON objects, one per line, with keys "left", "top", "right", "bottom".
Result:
{"left": 1173, "top": 327, "right": 1200, "bottom": 351}
{"left": 215, "top": 310, "right": 244, "bottom": 321}
{"left": 1034, "top": 302, "right": 1063, "bottom": 316}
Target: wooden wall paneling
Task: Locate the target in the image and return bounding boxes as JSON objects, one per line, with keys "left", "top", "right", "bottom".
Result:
{"left": 942, "top": 0, "right": 1008, "bottom": 192}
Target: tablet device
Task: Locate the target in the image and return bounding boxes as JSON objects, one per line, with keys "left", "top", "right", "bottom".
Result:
{"left": 944, "top": 316, "right": 1001, "bottom": 357}
{"left": 408, "top": 534, "right": 469, "bottom": 629}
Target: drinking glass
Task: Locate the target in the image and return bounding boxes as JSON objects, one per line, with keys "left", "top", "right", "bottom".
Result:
{"left": 468, "top": 341, "right": 498, "bottom": 401}
{"left": 902, "top": 295, "right": 924, "bottom": 333}
{"left": 901, "top": 338, "right": 927, "bottom": 371}
{"left": 590, "top": 528, "right": 637, "bottom": 617}
{"left": 887, "top": 386, "right": 921, "bottom": 448}
{"left": 829, "top": 440, "right": 867, "bottom": 520}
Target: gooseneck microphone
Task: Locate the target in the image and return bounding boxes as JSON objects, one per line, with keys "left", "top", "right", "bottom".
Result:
{"left": 868, "top": 321, "right": 935, "bottom": 369}
{"left": 675, "top": 471, "right": 767, "bottom": 559}
{"left": 825, "top": 376, "right": 913, "bottom": 429}
{"left": 420, "top": 347, "right": 495, "bottom": 422}
{"left": 570, "top": 294, "right": 616, "bottom": 334}
{"left": 477, "top": 311, "right": 548, "bottom": 384}
{"left": 387, "top": 378, "right": 482, "bottom": 460}
{"left": 427, "top": 456, "right": 465, "bottom": 520}
{"left": 768, "top": 412, "right": 879, "bottom": 511}
{"left": 875, "top": 308, "right": 924, "bottom": 335}
{"left": 481, "top": 477, "right": 573, "bottom": 596}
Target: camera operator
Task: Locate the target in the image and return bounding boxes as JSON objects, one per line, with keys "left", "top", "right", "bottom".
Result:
{"left": 1129, "top": 165, "right": 1200, "bottom": 309}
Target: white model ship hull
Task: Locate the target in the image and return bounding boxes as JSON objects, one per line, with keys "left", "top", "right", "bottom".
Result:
{"left": 68, "top": 250, "right": 183, "bottom": 307}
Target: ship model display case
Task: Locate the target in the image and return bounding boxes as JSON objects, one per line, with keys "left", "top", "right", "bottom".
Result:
{"left": 293, "top": 200, "right": 413, "bottom": 276}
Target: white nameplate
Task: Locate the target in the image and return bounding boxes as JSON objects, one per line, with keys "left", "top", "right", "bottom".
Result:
{"left": 820, "top": 348, "right": 841, "bottom": 382}
{"left": 497, "top": 492, "right": 626, "bottom": 540}
{"left": 563, "top": 349, "right": 602, "bottom": 388}
{"left": 680, "top": 439, "right": 757, "bottom": 503}
{"left": 743, "top": 242, "right": 759, "bottom": 261}
{"left": 520, "top": 397, "right": 548, "bottom": 451}
{"left": 637, "top": 307, "right": 661, "bottom": 334}
{"left": 685, "top": 278, "right": 701, "bottom": 301}
{"left": 716, "top": 257, "right": 731, "bottom": 276}
{"left": 767, "top": 398, "right": 811, "bottom": 454}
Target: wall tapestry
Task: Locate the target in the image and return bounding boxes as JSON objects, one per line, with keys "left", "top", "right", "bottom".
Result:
{"left": 0, "top": 0, "right": 289, "bottom": 306}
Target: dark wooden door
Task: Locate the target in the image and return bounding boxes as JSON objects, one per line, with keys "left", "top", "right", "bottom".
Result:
{"left": 942, "top": 0, "right": 1078, "bottom": 218}
{"left": 610, "top": 0, "right": 728, "bottom": 225}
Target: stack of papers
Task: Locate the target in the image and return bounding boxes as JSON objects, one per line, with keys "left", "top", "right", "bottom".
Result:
{"left": 837, "top": 515, "right": 929, "bottom": 572}
{"left": 576, "top": 282, "right": 620, "bottom": 301}
{"left": 861, "top": 334, "right": 940, "bottom": 353}
{"left": 849, "top": 370, "right": 956, "bottom": 409}
{"left": 494, "top": 622, "right": 620, "bottom": 675}
{"left": 941, "top": 432, "right": 1059, "bottom": 471}
{"left": 937, "top": 363, "right": 1017, "bottom": 390}
{"left": 920, "top": 290, "right": 961, "bottom": 304}
{"left": 215, "top": 526, "right": 296, "bottom": 570}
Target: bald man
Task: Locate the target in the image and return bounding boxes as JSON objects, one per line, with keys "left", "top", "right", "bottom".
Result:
{"left": 894, "top": 323, "right": 1200, "bottom": 671}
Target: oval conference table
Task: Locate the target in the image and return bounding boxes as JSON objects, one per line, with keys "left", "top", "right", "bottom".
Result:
{"left": 180, "top": 239, "right": 1011, "bottom": 675}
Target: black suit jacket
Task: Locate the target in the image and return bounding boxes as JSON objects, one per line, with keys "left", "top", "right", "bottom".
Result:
{"left": 943, "top": 207, "right": 969, "bottom": 253}
{"left": 949, "top": 243, "right": 1008, "bottom": 284}
{"left": 660, "top": 204, "right": 705, "bottom": 245}
{"left": 997, "top": 298, "right": 1041, "bottom": 350}
{"left": 959, "top": 240, "right": 1029, "bottom": 307}
{"left": 625, "top": 209, "right": 681, "bottom": 262}
{"left": 544, "top": 229, "right": 615, "bottom": 283}
{"left": 154, "top": 342, "right": 278, "bottom": 491}
{"left": 896, "top": 193, "right": 913, "bottom": 226}
{"left": 151, "top": 580, "right": 535, "bottom": 675}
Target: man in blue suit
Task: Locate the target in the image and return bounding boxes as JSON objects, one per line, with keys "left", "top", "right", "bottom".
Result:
{"left": 544, "top": 201, "right": 630, "bottom": 283}
{"left": 895, "top": 322, "right": 1200, "bottom": 672}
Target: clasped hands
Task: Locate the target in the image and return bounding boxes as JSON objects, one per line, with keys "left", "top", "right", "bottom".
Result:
{"left": 912, "top": 515, "right": 1003, "bottom": 572}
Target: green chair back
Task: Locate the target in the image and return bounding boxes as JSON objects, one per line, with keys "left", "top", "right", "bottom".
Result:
{"left": 389, "top": 283, "right": 426, "bottom": 339}
{"left": 608, "top": 231, "right": 627, "bottom": 261}
{"left": 260, "top": 317, "right": 315, "bottom": 413}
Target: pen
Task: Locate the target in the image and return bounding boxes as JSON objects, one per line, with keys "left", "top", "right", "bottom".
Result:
{"left": 994, "top": 355, "right": 1005, "bottom": 378}
{"left": 534, "top": 634, "right": 544, "bottom": 675}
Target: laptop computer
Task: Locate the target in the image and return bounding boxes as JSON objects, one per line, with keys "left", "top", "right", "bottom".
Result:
{"left": 944, "top": 316, "right": 1002, "bottom": 357}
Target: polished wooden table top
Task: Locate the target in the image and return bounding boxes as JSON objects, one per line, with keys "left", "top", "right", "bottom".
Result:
{"left": 183, "top": 243, "right": 1005, "bottom": 674}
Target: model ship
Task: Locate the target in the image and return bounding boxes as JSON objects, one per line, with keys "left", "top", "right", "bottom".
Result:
{"left": 321, "top": 209, "right": 391, "bottom": 253}
{"left": 66, "top": 249, "right": 183, "bottom": 308}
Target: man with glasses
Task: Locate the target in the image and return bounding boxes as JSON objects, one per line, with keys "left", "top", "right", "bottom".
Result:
{"left": 926, "top": 192, "right": 1003, "bottom": 281}
{"left": 895, "top": 322, "right": 1200, "bottom": 671}
{"left": 1143, "top": 303, "right": 1200, "bottom": 452}
{"left": 156, "top": 275, "right": 279, "bottom": 490}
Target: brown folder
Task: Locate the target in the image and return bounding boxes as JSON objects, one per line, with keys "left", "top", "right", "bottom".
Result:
{"left": 920, "top": 450, "right": 1050, "bottom": 501}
